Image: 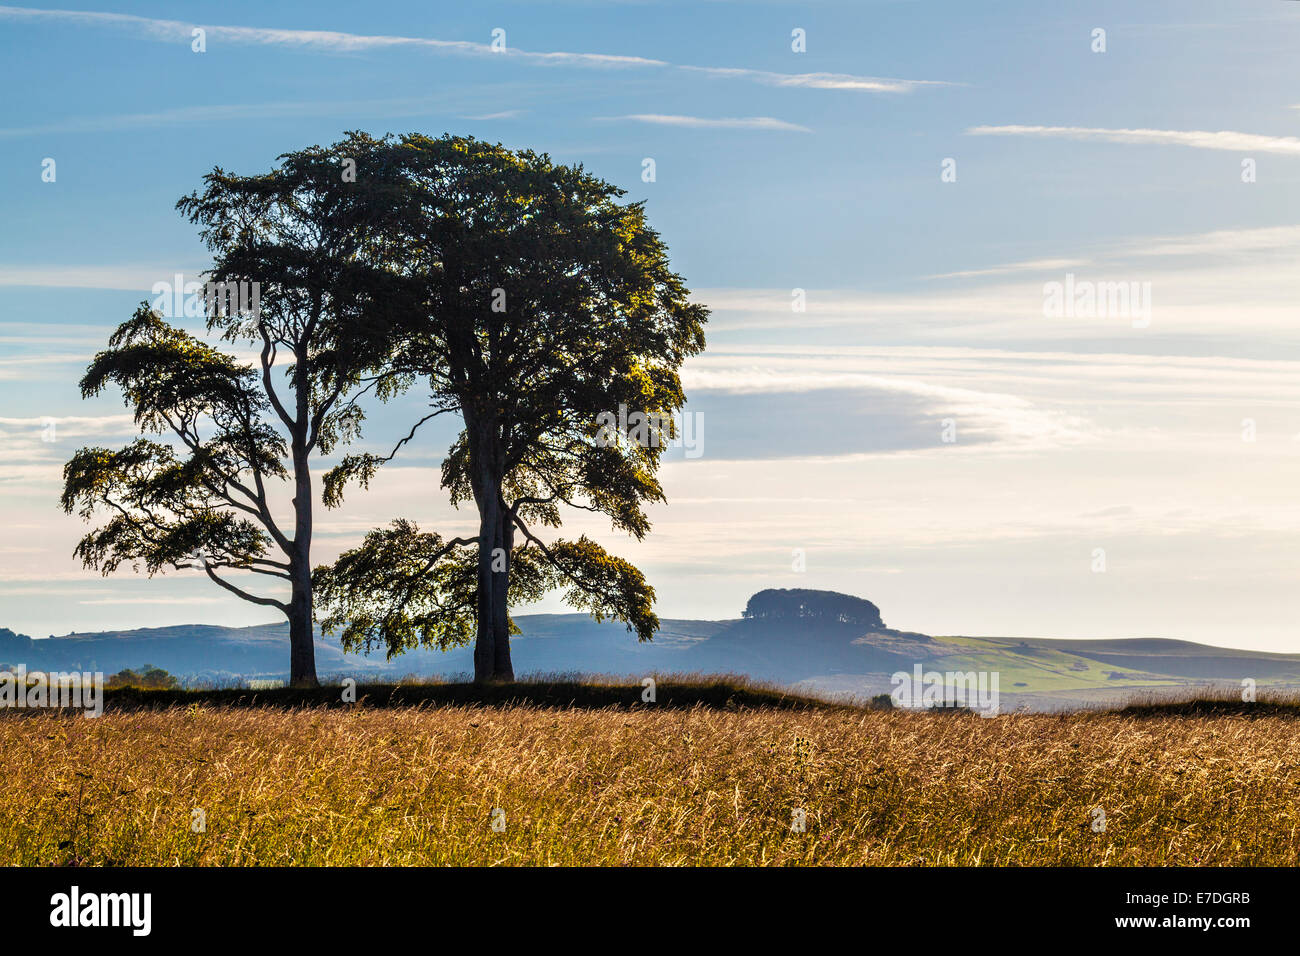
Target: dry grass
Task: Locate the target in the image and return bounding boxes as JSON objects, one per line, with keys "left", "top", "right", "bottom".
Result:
{"left": 3, "top": 702, "right": 1299, "bottom": 865}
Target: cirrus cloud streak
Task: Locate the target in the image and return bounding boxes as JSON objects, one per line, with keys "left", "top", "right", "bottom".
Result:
{"left": 968, "top": 124, "right": 1300, "bottom": 155}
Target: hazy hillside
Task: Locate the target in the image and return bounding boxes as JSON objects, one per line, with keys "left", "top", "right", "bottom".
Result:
{"left": 5, "top": 589, "right": 1298, "bottom": 710}
{"left": 0, "top": 617, "right": 729, "bottom": 682}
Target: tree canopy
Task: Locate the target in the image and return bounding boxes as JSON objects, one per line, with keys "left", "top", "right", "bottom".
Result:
{"left": 60, "top": 131, "right": 706, "bottom": 684}
{"left": 61, "top": 137, "right": 401, "bottom": 686}
{"left": 314, "top": 133, "right": 707, "bottom": 680}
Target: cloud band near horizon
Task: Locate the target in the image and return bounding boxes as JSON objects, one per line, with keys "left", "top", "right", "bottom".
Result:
{"left": 968, "top": 124, "right": 1300, "bottom": 155}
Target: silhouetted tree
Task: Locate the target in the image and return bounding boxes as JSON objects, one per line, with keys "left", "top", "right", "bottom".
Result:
{"left": 61, "top": 145, "right": 395, "bottom": 686}
{"left": 315, "top": 133, "right": 707, "bottom": 681}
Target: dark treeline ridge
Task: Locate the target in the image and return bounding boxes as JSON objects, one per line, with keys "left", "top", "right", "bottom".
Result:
{"left": 1118, "top": 698, "right": 1300, "bottom": 719}
{"left": 89, "top": 675, "right": 860, "bottom": 713}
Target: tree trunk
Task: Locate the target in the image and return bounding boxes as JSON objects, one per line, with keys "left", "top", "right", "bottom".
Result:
{"left": 287, "top": 568, "right": 318, "bottom": 688}
{"left": 468, "top": 412, "right": 512, "bottom": 682}
{"left": 473, "top": 496, "right": 500, "bottom": 682}
{"left": 288, "top": 432, "right": 319, "bottom": 688}
{"left": 492, "top": 511, "right": 515, "bottom": 680}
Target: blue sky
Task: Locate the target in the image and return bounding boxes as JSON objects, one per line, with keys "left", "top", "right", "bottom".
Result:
{"left": 2, "top": 0, "right": 1300, "bottom": 649}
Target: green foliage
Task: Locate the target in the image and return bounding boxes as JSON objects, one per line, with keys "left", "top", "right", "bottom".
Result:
{"left": 313, "top": 133, "right": 706, "bottom": 664}
{"left": 61, "top": 308, "right": 284, "bottom": 583}
{"left": 525, "top": 536, "right": 658, "bottom": 642}
{"left": 313, "top": 522, "right": 658, "bottom": 655}
{"left": 175, "top": 134, "right": 406, "bottom": 456}
{"left": 106, "top": 665, "right": 178, "bottom": 690}
{"left": 323, "top": 133, "right": 706, "bottom": 520}
{"left": 63, "top": 137, "right": 407, "bottom": 683}
{"left": 314, "top": 520, "right": 480, "bottom": 656}
{"left": 62, "top": 130, "right": 703, "bottom": 678}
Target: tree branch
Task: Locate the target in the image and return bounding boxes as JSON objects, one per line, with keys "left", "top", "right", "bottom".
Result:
{"left": 203, "top": 562, "right": 289, "bottom": 612}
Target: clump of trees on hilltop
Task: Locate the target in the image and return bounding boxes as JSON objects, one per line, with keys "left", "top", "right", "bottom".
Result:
{"left": 60, "top": 132, "right": 707, "bottom": 686}
{"left": 741, "top": 589, "right": 884, "bottom": 630}
{"left": 106, "top": 665, "right": 178, "bottom": 690}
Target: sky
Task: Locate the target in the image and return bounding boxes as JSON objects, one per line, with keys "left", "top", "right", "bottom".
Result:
{"left": 1, "top": 0, "right": 1299, "bottom": 650}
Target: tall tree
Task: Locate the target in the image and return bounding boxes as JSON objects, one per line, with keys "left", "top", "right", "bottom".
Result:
{"left": 61, "top": 144, "right": 395, "bottom": 686}
{"left": 316, "top": 133, "right": 708, "bottom": 681}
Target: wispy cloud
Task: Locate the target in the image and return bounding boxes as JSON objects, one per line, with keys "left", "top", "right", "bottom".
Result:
{"left": 78, "top": 596, "right": 225, "bottom": 605}
{"left": 0, "top": 96, "right": 472, "bottom": 139}
{"left": 696, "top": 242, "right": 1300, "bottom": 338}
{"left": 0, "top": 263, "right": 206, "bottom": 289}
{"left": 459, "top": 110, "right": 525, "bottom": 121}
{"left": 0, "top": 5, "right": 951, "bottom": 94}
{"left": 1137, "top": 224, "right": 1300, "bottom": 257}
{"left": 0, "top": 354, "right": 99, "bottom": 380}
{"left": 683, "top": 357, "right": 1089, "bottom": 451}
{"left": 922, "top": 224, "right": 1300, "bottom": 287}
{"left": 0, "top": 5, "right": 666, "bottom": 66}
{"left": 680, "top": 66, "right": 954, "bottom": 93}
{"left": 599, "top": 114, "right": 811, "bottom": 132}
{"left": 928, "top": 258, "right": 1090, "bottom": 280}
{"left": 967, "top": 124, "right": 1300, "bottom": 155}
{"left": 0, "top": 414, "right": 134, "bottom": 429}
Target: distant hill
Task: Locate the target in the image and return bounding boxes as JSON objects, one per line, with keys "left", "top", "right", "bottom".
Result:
{"left": 4, "top": 588, "right": 1299, "bottom": 710}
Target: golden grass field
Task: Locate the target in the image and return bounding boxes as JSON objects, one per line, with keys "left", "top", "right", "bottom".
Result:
{"left": 4, "top": 693, "right": 1300, "bottom": 866}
